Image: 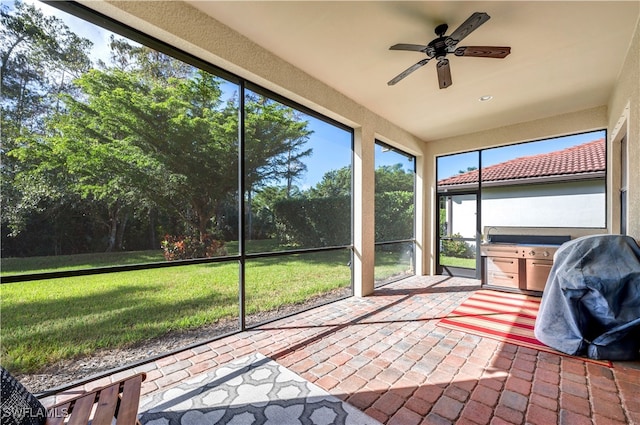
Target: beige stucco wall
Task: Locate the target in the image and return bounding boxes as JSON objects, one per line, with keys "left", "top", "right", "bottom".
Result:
{"left": 608, "top": 17, "right": 640, "bottom": 238}
{"left": 82, "top": 0, "right": 426, "bottom": 295}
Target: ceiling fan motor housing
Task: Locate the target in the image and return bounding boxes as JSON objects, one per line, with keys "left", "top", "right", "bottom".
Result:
{"left": 428, "top": 37, "right": 449, "bottom": 59}
{"left": 434, "top": 23, "right": 449, "bottom": 37}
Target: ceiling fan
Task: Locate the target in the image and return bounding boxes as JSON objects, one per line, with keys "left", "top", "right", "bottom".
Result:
{"left": 387, "top": 12, "right": 511, "bottom": 89}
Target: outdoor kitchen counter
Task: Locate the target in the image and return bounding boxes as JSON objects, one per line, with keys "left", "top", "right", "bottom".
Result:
{"left": 480, "top": 237, "right": 569, "bottom": 295}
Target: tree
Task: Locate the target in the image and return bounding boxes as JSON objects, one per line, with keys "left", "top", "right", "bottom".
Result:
{"left": 94, "top": 41, "right": 233, "bottom": 247}
{"left": 1, "top": 1, "right": 92, "bottom": 249}
{"left": 375, "top": 163, "right": 414, "bottom": 193}
{"left": 249, "top": 186, "right": 299, "bottom": 239}
{"left": 307, "top": 166, "right": 351, "bottom": 198}
{"left": 307, "top": 163, "right": 413, "bottom": 199}
{"left": 14, "top": 55, "right": 314, "bottom": 250}
{"left": 458, "top": 166, "right": 478, "bottom": 174}
{"left": 41, "top": 67, "right": 235, "bottom": 249}
{"left": 374, "top": 164, "right": 414, "bottom": 242}
{"left": 3, "top": 6, "right": 316, "bottom": 254}
{"left": 1, "top": 1, "right": 92, "bottom": 104}
{"left": 242, "top": 92, "right": 312, "bottom": 238}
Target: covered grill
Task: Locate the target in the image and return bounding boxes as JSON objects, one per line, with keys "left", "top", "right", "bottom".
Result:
{"left": 534, "top": 234, "right": 640, "bottom": 361}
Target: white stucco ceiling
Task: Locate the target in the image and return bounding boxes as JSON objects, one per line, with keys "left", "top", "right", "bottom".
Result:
{"left": 186, "top": 1, "right": 639, "bottom": 142}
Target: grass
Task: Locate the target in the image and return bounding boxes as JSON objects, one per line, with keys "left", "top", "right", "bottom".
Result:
{"left": 439, "top": 255, "right": 476, "bottom": 269}
{"left": 0, "top": 246, "right": 352, "bottom": 374}
{"left": 0, "top": 250, "right": 166, "bottom": 276}
{"left": 0, "top": 239, "right": 287, "bottom": 276}
{"left": 374, "top": 246, "right": 414, "bottom": 284}
{"left": 1, "top": 241, "right": 413, "bottom": 374}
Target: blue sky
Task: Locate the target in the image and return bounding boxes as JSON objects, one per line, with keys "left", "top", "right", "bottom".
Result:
{"left": 297, "top": 118, "right": 352, "bottom": 189}
{"left": 300, "top": 121, "right": 416, "bottom": 188}
{"left": 17, "top": 0, "right": 118, "bottom": 63}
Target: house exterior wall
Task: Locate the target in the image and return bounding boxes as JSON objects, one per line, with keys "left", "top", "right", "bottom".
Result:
{"left": 446, "top": 194, "right": 477, "bottom": 238}
{"left": 482, "top": 181, "right": 606, "bottom": 228}
{"left": 444, "top": 181, "right": 606, "bottom": 243}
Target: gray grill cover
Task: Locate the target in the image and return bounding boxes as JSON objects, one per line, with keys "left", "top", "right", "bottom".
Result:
{"left": 534, "top": 234, "right": 640, "bottom": 361}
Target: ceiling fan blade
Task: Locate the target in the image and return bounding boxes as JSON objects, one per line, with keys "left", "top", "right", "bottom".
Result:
{"left": 387, "top": 58, "right": 430, "bottom": 85}
{"left": 455, "top": 46, "right": 511, "bottom": 58}
{"left": 389, "top": 43, "right": 428, "bottom": 52}
{"left": 446, "top": 12, "right": 490, "bottom": 46}
{"left": 436, "top": 59, "right": 452, "bottom": 89}
{"left": 436, "top": 59, "right": 453, "bottom": 89}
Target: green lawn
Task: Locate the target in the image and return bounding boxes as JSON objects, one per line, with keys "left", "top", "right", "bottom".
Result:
{"left": 0, "top": 247, "right": 351, "bottom": 374}
{"left": 439, "top": 255, "right": 476, "bottom": 269}
{"left": 374, "top": 246, "right": 414, "bottom": 283}
{"left": 0, "top": 250, "right": 166, "bottom": 276}
{"left": 0, "top": 239, "right": 287, "bottom": 276}
{"left": 1, "top": 243, "right": 419, "bottom": 374}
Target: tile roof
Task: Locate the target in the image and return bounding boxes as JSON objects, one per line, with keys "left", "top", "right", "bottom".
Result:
{"left": 438, "top": 138, "right": 605, "bottom": 187}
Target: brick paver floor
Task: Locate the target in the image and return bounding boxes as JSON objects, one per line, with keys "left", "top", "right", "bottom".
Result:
{"left": 43, "top": 275, "right": 640, "bottom": 424}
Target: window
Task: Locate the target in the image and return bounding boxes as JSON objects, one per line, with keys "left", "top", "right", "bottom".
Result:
{"left": 436, "top": 130, "right": 606, "bottom": 277}
{"left": 243, "top": 88, "right": 352, "bottom": 253}
{"left": 374, "top": 141, "right": 416, "bottom": 286}
{"left": 436, "top": 152, "right": 479, "bottom": 275}
{"left": 0, "top": 0, "right": 353, "bottom": 392}
{"left": 242, "top": 87, "right": 353, "bottom": 326}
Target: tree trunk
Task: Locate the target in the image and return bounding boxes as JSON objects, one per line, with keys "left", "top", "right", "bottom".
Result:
{"left": 106, "top": 219, "right": 117, "bottom": 252}
{"left": 105, "top": 201, "right": 120, "bottom": 252}
{"left": 198, "top": 212, "right": 209, "bottom": 243}
{"left": 149, "top": 209, "right": 157, "bottom": 249}
{"left": 116, "top": 214, "right": 128, "bottom": 250}
{"left": 246, "top": 189, "right": 253, "bottom": 240}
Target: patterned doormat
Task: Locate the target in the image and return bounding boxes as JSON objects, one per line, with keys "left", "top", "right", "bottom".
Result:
{"left": 138, "top": 353, "right": 382, "bottom": 425}
{"left": 437, "top": 290, "right": 612, "bottom": 367}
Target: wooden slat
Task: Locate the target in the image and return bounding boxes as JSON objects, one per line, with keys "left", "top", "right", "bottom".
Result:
{"left": 45, "top": 402, "right": 70, "bottom": 425}
{"left": 114, "top": 375, "right": 143, "bottom": 425}
{"left": 66, "top": 394, "right": 95, "bottom": 425}
{"left": 90, "top": 383, "right": 120, "bottom": 425}
{"left": 46, "top": 373, "right": 146, "bottom": 425}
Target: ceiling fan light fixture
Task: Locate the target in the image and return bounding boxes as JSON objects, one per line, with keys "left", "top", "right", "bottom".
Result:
{"left": 479, "top": 95, "right": 493, "bottom": 102}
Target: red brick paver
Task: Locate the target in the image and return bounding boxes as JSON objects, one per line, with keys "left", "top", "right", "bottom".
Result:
{"left": 41, "top": 276, "right": 640, "bottom": 424}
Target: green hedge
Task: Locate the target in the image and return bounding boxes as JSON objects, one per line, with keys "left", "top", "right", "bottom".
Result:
{"left": 375, "top": 191, "right": 413, "bottom": 242}
{"left": 273, "top": 196, "right": 351, "bottom": 247}
{"left": 273, "top": 191, "right": 414, "bottom": 247}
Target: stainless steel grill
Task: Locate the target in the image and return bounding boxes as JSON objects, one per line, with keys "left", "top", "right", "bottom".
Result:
{"left": 520, "top": 244, "right": 561, "bottom": 291}
{"left": 521, "top": 244, "right": 560, "bottom": 260}
{"left": 481, "top": 237, "right": 567, "bottom": 293}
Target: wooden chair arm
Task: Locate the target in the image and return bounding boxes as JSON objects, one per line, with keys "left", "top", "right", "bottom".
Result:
{"left": 45, "top": 373, "right": 146, "bottom": 425}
